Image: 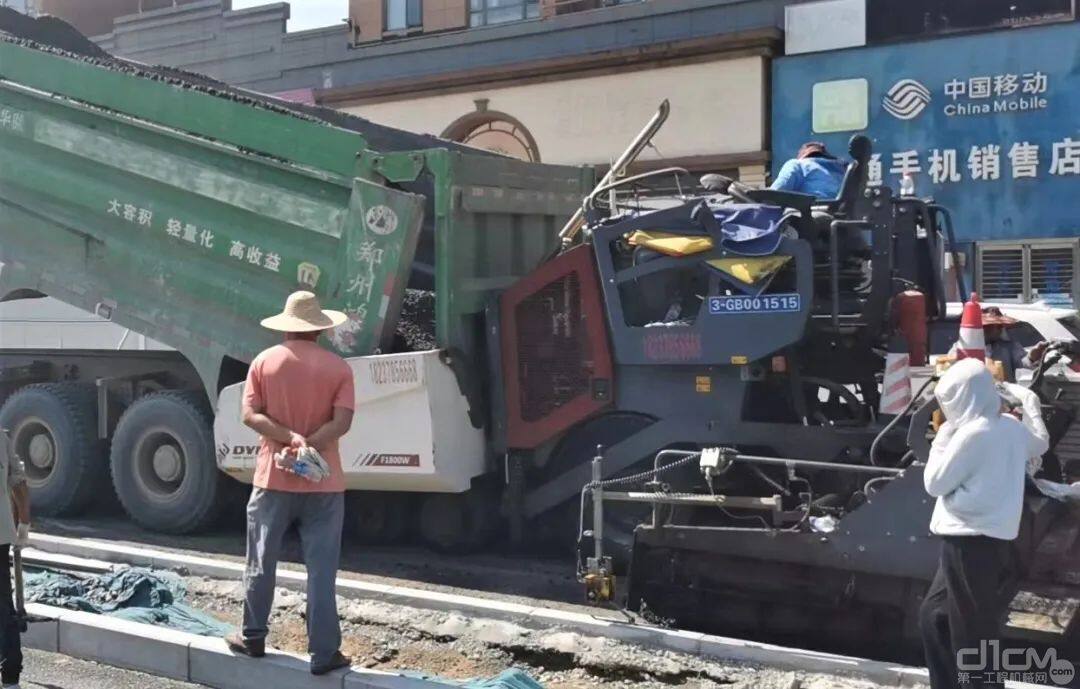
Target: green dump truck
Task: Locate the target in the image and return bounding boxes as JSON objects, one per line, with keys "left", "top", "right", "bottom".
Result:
{"left": 0, "top": 14, "right": 591, "bottom": 546}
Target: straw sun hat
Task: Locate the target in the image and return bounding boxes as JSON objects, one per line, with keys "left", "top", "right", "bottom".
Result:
{"left": 260, "top": 291, "right": 348, "bottom": 332}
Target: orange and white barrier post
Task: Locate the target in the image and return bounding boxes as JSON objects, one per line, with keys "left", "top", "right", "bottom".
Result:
{"left": 955, "top": 292, "right": 985, "bottom": 362}
{"left": 880, "top": 333, "right": 913, "bottom": 416}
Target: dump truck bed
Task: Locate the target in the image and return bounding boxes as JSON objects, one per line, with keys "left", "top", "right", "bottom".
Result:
{"left": 0, "top": 12, "right": 591, "bottom": 399}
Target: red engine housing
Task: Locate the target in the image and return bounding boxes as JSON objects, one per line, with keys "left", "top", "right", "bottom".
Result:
{"left": 499, "top": 245, "right": 613, "bottom": 450}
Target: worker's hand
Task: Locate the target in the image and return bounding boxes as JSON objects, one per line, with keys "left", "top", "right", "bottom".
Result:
{"left": 1003, "top": 382, "right": 1043, "bottom": 420}
{"left": 288, "top": 432, "right": 308, "bottom": 450}
{"left": 15, "top": 523, "right": 29, "bottom": 549}
{"left": 1030, "top": 341, "right": 1049, "bottom": 363}
{"left": 273, "top": 448, "right": 297, "bottom": 471}
{"left": 932, "top": 420, "right": 957, "bottom": 447}
{"left": 1027, "top": 454, "right": 1043, "bottom": 477}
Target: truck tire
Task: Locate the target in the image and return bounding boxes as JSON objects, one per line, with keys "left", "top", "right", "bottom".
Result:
{"left": 417, "top": 488, "right": 497, "bottom": 553}
{"left": 347, "top": 492, "right": 410, "bottom": 545}
{"left": 0, "top": 383, "right": 105, "bottom": 516}
{"left": 110, "top": 391, "right": 224, "bottom": 534}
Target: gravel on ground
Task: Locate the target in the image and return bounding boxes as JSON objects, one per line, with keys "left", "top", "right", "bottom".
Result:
{"left": 186, "top": 576, "right": 927, "bottom": 689}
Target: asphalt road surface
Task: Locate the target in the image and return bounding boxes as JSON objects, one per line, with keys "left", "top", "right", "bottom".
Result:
{"left": 18, "top": 649, "right": 204, "bottom": 688}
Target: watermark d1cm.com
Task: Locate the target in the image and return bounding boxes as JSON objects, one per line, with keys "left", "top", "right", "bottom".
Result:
{"left": 959, "top": 640, "right": 1075, "bottom": 686}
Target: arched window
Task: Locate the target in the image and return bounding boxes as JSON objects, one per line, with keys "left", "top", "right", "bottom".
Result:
{"left": 443, "top": 110, "right": 541, "bottom": 163}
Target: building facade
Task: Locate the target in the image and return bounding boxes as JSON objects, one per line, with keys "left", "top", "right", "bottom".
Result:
{"left": 773, "top": 6, "right": 1079, "bottom": 304}
{"left": 85, "top": 0, "right": 795, "bottom": 182}
{"left": 333, "top": 0, "right": 789, "bottom": 179}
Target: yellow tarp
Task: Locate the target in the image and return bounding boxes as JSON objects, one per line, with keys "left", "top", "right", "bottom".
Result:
{"left": 706, "top": 256, "right": 791, "bottom": 285}
{"left": 627, "top": 230, "right": 713, "bottom": 257}
{"left": 625, "top": 231, "right": 790, "bottom": 286}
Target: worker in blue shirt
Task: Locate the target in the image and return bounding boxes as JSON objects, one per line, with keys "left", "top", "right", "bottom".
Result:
{"left": 770, "top": 142, "right": 847, "bottom": 199}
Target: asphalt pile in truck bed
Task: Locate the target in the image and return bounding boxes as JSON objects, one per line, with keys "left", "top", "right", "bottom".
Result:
{"left": 394, "top": 289, "right": 438, "bottom": 352}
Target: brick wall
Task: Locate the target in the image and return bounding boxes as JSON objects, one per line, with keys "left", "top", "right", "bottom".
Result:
{"left": 423, "top": 0, "right": 467, "bottom": 33}
{"left": 349, "top": 0, "right": 383, "bottom": 41}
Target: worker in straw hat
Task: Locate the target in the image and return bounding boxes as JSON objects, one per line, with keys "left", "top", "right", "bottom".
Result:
{"left": 226, "top": 291, "right": 355, "bottom": 676}
{"left": 948, "top": 306, "right": 1048, "bottom": 383}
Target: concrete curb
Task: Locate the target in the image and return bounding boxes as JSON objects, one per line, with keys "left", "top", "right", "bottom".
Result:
{"left": 23, "top": 534, "right": 1053, "bottom": 689}
{"left": 20, "top": 601, "right": 455, "bottom": 689}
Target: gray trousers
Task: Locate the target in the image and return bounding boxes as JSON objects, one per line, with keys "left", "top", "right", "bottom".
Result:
{"left": 242, "top": 487, "right": 344, "bottom": 664}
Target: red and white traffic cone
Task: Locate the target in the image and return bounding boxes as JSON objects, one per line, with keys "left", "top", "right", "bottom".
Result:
{"left": 880, "top": 333, "right": 913, "bottom": 416}
{"left": 955, "top": 292, "right": 986, "bottom": 362}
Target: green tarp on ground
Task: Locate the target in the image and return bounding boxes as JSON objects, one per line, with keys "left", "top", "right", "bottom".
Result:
{"left": 26, "top": 565, "right": 544, "bottom": 687}
{"left": 464, "top": 669, "right": 544, "bottom": 689}
{"left": 24, "top": 566, "right": 233, "bottom": 637}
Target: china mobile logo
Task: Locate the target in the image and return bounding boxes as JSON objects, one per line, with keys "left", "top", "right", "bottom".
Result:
{"left": 883, "top": 79, "right": 932, "bottom": 120}
{"left": 958, "top": 640, "right": 1074, "bottom": 685}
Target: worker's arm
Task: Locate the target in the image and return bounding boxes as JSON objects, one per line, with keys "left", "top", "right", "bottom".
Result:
{"left": 241, "top": 359, "right": 305, "bottom": 448}
{"left": 1020, "top": 341, "right": 1048, "bottom": 368}
{"left": 1002, "top": 382, "right": 1050, "bottom": 474}
{"left": 8, "top": 439, "right": 30, "bottom": 546}
{"left": 307, "top": 369, "right": 356, "bottom": 451}
{"left": 769, "top": 160, "right": 803, "bottom": 192}
{"left": 306, "top": 407, "right": 355, "bottom": 452}
{"left": 242, "top": 400, "right": 305, "bottom": 448}
{"left": 8, "top": 439, "right": 28, "bottom": 524}
{"left": 923, "top": 422, "right": 980, "bottom": 497}
{"left": 11, "top": 483, "right": 28, "bottom": 527}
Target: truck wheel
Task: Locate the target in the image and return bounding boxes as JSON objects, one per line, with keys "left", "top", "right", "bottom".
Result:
{"left": 0, "top": 383, "right": 105, "bottom": 516}
{"left": 418, "top": 489, "right": 496, "bottom": 553}
{"left": 110, "top": 391, "right": 224, "bottom": 534}
{"left": 347, "top": 492, "right": 410, "bottom": 545}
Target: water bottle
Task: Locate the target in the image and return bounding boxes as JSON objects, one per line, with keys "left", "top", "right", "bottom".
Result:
{"left": 290, "top": 456, "right": 314, "bottom": 479}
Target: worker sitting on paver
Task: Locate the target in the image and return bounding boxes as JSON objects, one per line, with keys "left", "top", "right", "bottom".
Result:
{"left": 0, "top": 429, "right": 30, "bottom": 689}
{"left": 769, "top": 141, "right": 847, "bottom": 199}
{"left": 919, "top": 359, "right": 1048, "bottom": 689}
{"left": 947, "top": 306, "right": 1047, "bottom": 383}
{"left": 226, "top": 291, "right": 355, "bottom": 676}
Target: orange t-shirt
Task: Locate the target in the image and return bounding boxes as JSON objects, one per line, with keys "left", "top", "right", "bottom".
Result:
{"left": 243, "top": 340, "right": 355, "bottom": 493}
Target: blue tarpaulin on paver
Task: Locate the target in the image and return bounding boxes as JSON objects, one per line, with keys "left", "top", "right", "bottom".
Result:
{"left": 24, "top": 566, "right": 234, "bottom": 637}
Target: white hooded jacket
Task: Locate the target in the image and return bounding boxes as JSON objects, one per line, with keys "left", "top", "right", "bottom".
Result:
{"left": 924, "top": 359, "right": 1049, "bottom": 540}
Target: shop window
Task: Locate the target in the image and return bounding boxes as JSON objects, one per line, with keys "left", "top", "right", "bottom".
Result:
{"left": 469, "top": 0, "right": 539, "bottom": 27}
{"left": 868, "top": 0, "right": 1074, "bottom": 43}
{"left": 977, "top": 240, "right": 1078, "bottom": 305}
{"left": 385, "top": 0, "right": 422, "bottom": 31}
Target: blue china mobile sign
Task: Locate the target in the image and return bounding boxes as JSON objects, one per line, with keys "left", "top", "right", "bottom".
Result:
{"left": 772, "top": 21, "right": 1080, "bottom": 243}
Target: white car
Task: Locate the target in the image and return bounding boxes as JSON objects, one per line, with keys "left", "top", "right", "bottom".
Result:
{"left": 931, "top": 300, "right": 1080, "bottom": 383}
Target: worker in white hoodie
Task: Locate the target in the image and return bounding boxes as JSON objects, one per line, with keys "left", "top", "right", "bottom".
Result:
{"left": 918, "top": 358, "right": 1049, "bottom": 689}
